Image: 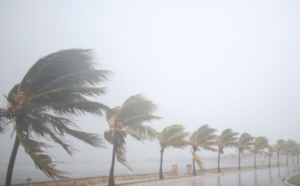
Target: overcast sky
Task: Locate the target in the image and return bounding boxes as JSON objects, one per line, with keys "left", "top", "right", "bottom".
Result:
{"left": 1, "top": 0, "right": 300, "bottom": 183}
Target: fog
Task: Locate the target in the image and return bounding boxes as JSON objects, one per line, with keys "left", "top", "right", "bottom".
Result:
{"left": 1, "top": 0, "right": 300, "bottom": 184}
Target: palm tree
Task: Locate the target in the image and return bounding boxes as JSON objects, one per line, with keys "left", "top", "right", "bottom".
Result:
{"left": 214, "top": 128, "right": 239, "bottom": 172}
{"left": 155, "top": 124, "right": 189, "bottom": 179}
{"left": 104, "top": 94, "right": 161, "bottom": 186}
{"left": 0, "top": 49, "right": 110, "bottom": 186}
{"left": 252, "top": 136, "right": 268, "bottom": 169}
{"left": 274, "top": 139, "right": 285, "bottom": 167}
{"left": 237, "top": 133, "right": 253, "bottom": 170}
{"left": 295, "top": 143, "right": 300, "bottom": 164}
{"left": 284, "top": 139, "right": 297, "bottom": 165}
{"left": 266, "top": 145, "right": 275, "bottom": 167}
{"left": 188, "top": 124, "right": 217, "bottom": 175}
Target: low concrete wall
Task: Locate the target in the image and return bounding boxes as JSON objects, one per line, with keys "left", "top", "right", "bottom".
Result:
{"left": 195, "top": 164, "right": 285, "bottom": 175}
{"left": 12, "top": 169, "right": 178, "bottom": 186}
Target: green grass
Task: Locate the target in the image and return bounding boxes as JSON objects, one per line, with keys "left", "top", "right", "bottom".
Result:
{"left": 287, "top": 173, "right": 300, "bottom": 186}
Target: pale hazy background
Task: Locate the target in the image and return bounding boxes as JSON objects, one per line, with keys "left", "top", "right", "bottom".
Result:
{"left": 1, "top": 0, "right": 300, "bottom": 184}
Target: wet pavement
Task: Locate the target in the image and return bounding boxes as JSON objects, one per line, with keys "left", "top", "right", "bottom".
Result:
{"left": 134, "top": 165, "right": 300, "bottom": 186}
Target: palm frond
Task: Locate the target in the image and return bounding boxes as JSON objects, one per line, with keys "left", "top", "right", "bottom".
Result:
{"left": 190, "top": 148, "right": 203, "bottom": 170}
{"left": 49, "top": 100, "right": 109, "bottom": 116}
{"left": 42, "top": 113, "right": 76, "bottom": 133}
{"left": 239, "top": 133, "right": 253, "bottom": 143}
{"left": 163, "top": 132, "right": 189, "bottom": 148}
{"left": 110, "top": 129, "right": 132, "bottom": 171}
{"left": 18, "top": 49, "right": 110, "bottom": 96}
{"left": 191, "top": 124, "right": 217, "bottom": 141}
{"left": 42, "top": 113, "right": 104, "bottom": 148}
{"left": 62, "top": 128, "right": 104, "bottom": 148}
{"left": 162, "top": 124, "right": 185, "bottom": 139}
{"left": 105, "top": 107, "right": 120, "bottom": 126}
{"left": 14, "top": 121, "right": 68, "bottom": 179}
{"left": 115, "top": 144, "right": 133, "bottom": 171}
{"left": 29, "top": 86, "right": 107, "bottom": 104}
{"left": 123, "top": 114, "right": 162, "bottom": 127}
{"left": 115, "top": 94, "right": 158, "bottom": 122}
{"left": 0, "top": 110, "right": 10, "bottom": 133}
{"left": 121, "top": 127, "right": 142, "bottom": 141}
{"left": 219, "top": 128, "right": 238, "bottom": 144}
{"left": 203, "top": 145, "right": 218, "bottom": 152}
{"left": 104, "top": 129, "right": 114, "bottom": 144}
{"left": 38, "top": 69, "right": 110, "bottom": 93}
{"left": 123, "top": 125, "right": 157, "bottom": 141}
{"left": 253, "top": 136, "right": 269, "bottom": 152}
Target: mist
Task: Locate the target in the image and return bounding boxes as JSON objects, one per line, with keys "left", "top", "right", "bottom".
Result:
{"left": 1, "top": 0, "right": 300, "bottom": 185}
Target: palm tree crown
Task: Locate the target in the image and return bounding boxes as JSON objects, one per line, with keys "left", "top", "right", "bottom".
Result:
{"left": 0, "top": 49, "right": 110, "bottom": 185}
{"left": 189, "top": 124, "right": 217, "bottom": 175}
{"left": 104, "top": 94, "right": 161, "bottom": 186}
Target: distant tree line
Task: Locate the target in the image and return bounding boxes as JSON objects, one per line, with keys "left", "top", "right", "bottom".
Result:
{"left": 1, "top": 49, "right": 299, "bottom": 186}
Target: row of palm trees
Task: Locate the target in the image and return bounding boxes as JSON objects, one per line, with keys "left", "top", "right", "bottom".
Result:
{"left": 154, "top": 124, "right": 300, "bottom": 180}
{"left": 0, "top": 49, "right": 299, "bottom": 186}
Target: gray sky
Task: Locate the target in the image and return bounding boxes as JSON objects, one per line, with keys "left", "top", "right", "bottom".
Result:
{"left": 1, "top": 0, "right": 300, "bottom": 183}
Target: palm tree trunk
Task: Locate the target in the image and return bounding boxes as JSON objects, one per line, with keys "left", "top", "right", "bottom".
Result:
{"left": 238, "top": 150, "right": 241, "bottom": 170}
{"left": 5, "top": 135, "right": 20, "bottom": 186}
{"left": 293, "top": 155, "right": 295, "bottom": 165}
{"left": 254, "top": 152, "right": 257, "bottom": 169}
{"left": 159, "top": 148, "right": 164, "bottom": 179}
{"left": 268, "top": 155, "right": 271, "bottom": 168}
{"left": 286, "top": 155, "right": 288, "bottom": 166}
{"left": 108, "top": 144, "right": 117, "bottom": 186}
{"left": 217, "top": 152, "right": 221, "bottom": 173}
{"left": 277, "top": 152, "right": 280, "bottom": 167}
{"left": 192, "top": 148, "right": 196, "bottom": 176}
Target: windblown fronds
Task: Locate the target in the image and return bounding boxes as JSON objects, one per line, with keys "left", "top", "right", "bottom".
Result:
{"left": 1, "top": 49, "right": 110, "bottom": 180}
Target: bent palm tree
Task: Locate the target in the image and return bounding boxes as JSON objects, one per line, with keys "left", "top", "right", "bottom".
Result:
{"left": 274, "top": 139, "right": 285, "bottom": 167}
{"left": 188, "top": 124, "right": 217, "bottom": 175}
{"left": 237, "top": 133, "right": 253, "bottom": 170}
{"left": 284, "top": 139, "right": 297, "bottom": 165}
{"left": 266, "top": 145, "right": 275, "bottom": 167}
{"left": 252, "top": 136, "right": 268, "bottom": 169}
{"left": 295, "top": 143, "right": 300, "bottom": 164}
{"left": 104, "top": 94, "right": 161, "bottom": 186}
{"left": 214, "top": 128, "right": 238, "bottom": 172}
{"left": 0, "top": 49, "right": 110, "bottom": 186}
{"left": 155, "top": 124, "right": 189, "bottom": 179}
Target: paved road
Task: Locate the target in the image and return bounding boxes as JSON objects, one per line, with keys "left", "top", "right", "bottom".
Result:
{"left": 127, "top": 165, "right": 300, "bottom": 186}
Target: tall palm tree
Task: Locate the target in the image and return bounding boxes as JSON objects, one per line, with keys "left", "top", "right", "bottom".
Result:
{"left": 274, "top": 139, "right": 285, "bottom": 167}
{"left": 214, "top": 128, "right": 238, "bottom": 172}
{"left": 155, "top": 124, "right": 189, "bottom": 179}
{"left": 237, "top": 133, "right": 253, "bottom": 170}
{"left": 0, "top": 49, "right": 110, "bottom": 186}
{"left": 284, "top": 139, "right": 297, "bottom": 165}
{"left": 104, "top": 94, "right": 161, "bottom": 186}
{"left": 188, "top": 124, "right": 217, "bottom": 175}
{"left": 252, "top": 136, "right": 269, "bottom": 169}
{"left": 295, "top": 143, "right": 300, "bottom": 164}
{"left": 266, "top": 145, "right": 275, "bottom": 168}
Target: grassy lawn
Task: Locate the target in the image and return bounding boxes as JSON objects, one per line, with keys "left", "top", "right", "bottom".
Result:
{"left": 287, "top": 173, "right": 300, "bottom": 186}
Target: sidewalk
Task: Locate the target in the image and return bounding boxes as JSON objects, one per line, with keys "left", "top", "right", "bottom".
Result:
{"left": 95, "top": 164, "right": 291, "bottom": 186}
